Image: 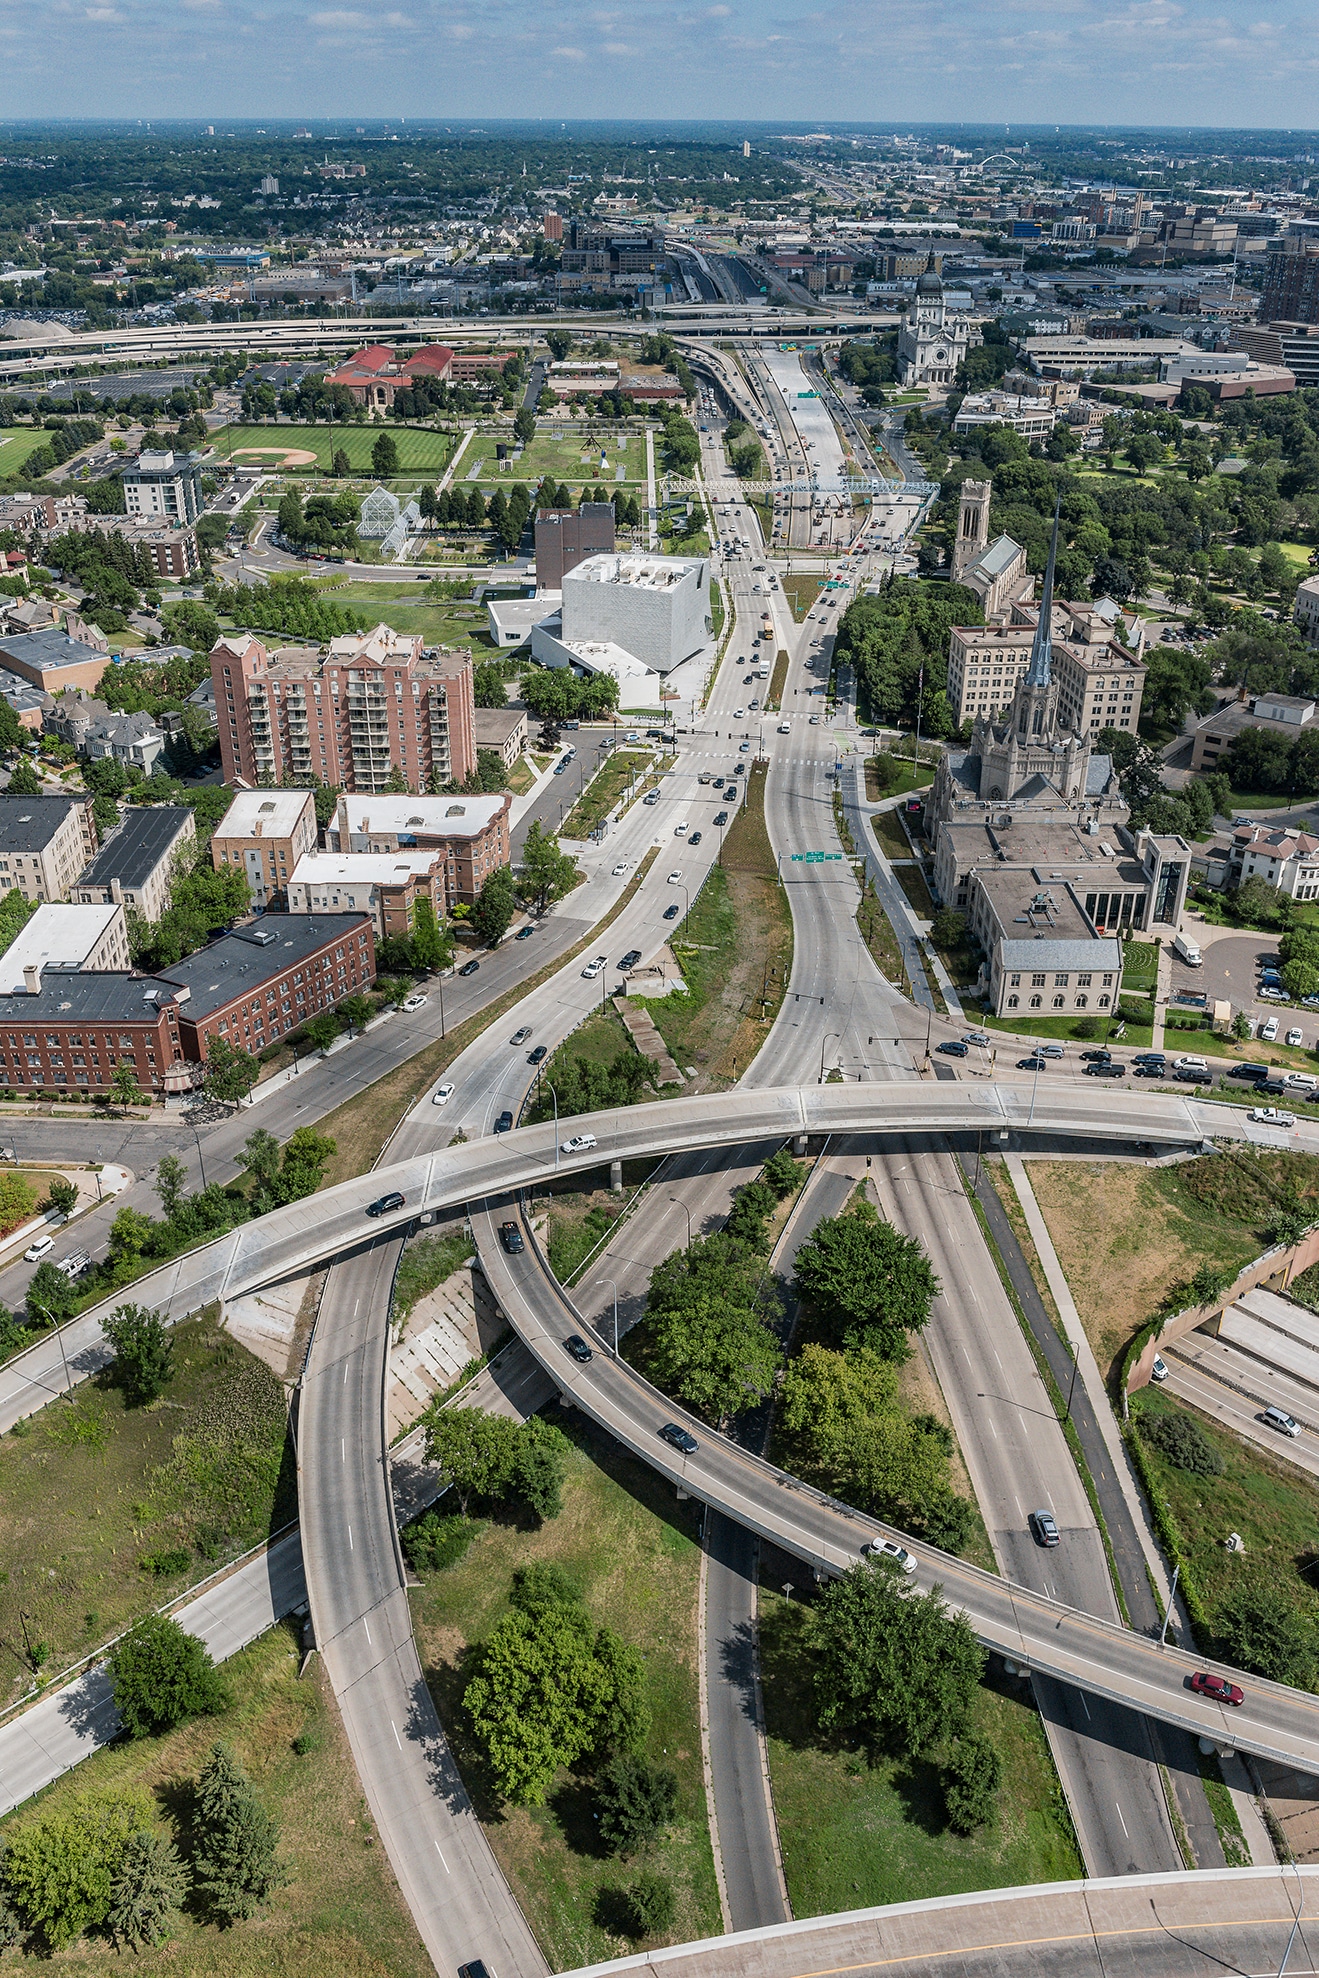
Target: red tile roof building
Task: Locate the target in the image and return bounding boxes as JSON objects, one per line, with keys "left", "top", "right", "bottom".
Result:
{"left": 323, "top": 342, "right": 455, "bottom": 411}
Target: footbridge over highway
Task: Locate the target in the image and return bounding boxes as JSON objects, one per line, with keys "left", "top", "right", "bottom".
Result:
{"left": 12, "top": 1079, "right": 1319, "bottom": 1774}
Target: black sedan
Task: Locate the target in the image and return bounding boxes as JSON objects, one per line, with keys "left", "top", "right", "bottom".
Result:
{"left": 458, "top": 958, "right": 480, "bottom": 977}
{"left": 1133, "top": 1063, "right": 1166, "bottom": 1078}
{"left": 688, "top": 831, "right": 702, "bottom": 847}
{"left": 564, "top": 1334, "right": 593, "bottom": 1364}
{"left": 714, "top": 811, "right": 729, "bottom": 826}
{"left": 1080, "top": 1048, "right": 1112, "bottom": 1063}
{"left": 493, "top": 1109, "right": 514, "bottom": 1132}
{"left": 663, "top": 904, "right": 680, "bottom": 920}
{"left": 527, "top": 1044, "right": 547, "bottom": 1065}
{"left": 1017, "top": 1055, "right": 1049, "bottom": 1070}
{"left": 660, "top": 1422, "right": 698, "bottom": 1456}
{"left": 1174, "top": 1067, "right": 1213, "bottom": 1084}
{"left": 499, "top": 1222, "right": 524, "bottom": 1254}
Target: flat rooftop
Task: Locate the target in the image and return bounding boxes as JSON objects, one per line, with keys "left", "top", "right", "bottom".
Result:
{"left": 214, "top": 789, "right": 314, "bottom": 841}
{"left": 340, "top": 793, "right": 508, "bottom": 842}
{"left": 160, "top": 914, "right": 371, "bottom": 1021}
{"left": 568, "top": 552, "right": 704, "bottom": 593}
{"left": 291, "top": 851, "right": 439, "bottom": 886}
{"left": 77, "top": 805, "right": 192, "bottom": 890}
{"left": 0, "top": 971, "right": 181, "bottom": 1024}
{"left": 1, "top": 903, "right": 122, "bottom": 991}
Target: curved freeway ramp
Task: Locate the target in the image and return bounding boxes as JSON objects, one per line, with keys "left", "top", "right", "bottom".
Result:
{"left": 562, "top": 1866, "right": 1318, "bottom": 1978}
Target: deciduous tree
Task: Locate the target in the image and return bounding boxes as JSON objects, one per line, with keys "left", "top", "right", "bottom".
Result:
{"left": 109, "top": 1614, "right": 227, "bottom": 1739}
{"left": 103, "top": 1303, "right": 173, "bottom": 1405}
{"left": 793, "top": 1199, "right": 938, "bottom": 1360}
{"left": 809, "top": 1560, "right": 984, "bottom": 1757}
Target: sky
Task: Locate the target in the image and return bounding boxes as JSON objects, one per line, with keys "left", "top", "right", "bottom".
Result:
{"left": 4, "top": 0, "right": 1319, "bottom": 129}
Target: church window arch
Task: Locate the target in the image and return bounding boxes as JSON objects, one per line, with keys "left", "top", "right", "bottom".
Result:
{"left": 1029, "top": 995, "right": 1042, "bottom": 1009}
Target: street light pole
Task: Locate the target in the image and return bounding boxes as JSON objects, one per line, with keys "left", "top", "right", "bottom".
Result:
{"left": 1159, "top": 1562, "right": 1180, "bottom": 1647}
{"left": 190, "top": 1119, "right": 208, "bottom": 1190}
{"left": 820, "top": 1029, "right": 841, "bottom": 1084}
{"left": 669, "top": 1196, "right": 692, "bottom": 1252}
{"left": 1064, "top": 1340, "right": 1079, "bottom": 1422}
{"left": 595, "top": 1278, "right": 620, "bottom": 1356}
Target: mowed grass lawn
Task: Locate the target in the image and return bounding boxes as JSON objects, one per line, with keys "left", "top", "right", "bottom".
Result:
{"left": 760, "top": 1592, "right": 1082, "bottom": 1913}
{"left": 0, "top": 1623, "right": 432, "bottom": 1977}
{"left": 211, "top": 423, "right": 456, "bottom": 474}
{"left": 479, "top": 430, "right": 647, "bottom": 488}
{"left": 409, "top": 1424, "right": 721, "bottom": 1970}
{"left": 0, "top": 1313, "right": 295, "bottom": 1705}
{"left": 330, "top": 584, "right": 499, "bottom": 648}
{"left": 0, "top": 428, "right": 76, "bottom": 473}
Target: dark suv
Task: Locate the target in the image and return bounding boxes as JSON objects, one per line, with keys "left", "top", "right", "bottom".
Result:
{"left": 366, "top": 1191, "right": 405, "bottom": 1218}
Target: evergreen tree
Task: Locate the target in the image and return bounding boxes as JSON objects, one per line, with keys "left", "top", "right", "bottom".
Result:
{"left": 371, "top": 431, "right": 399, "bottom": 479}
{"left": 105, "top": 1829, "right": 189, "bottom": 1951}
{"left": 191, "top": 1743, "right": 282, "bottom": 1926}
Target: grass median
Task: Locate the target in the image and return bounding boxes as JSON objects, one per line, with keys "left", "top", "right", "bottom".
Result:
{"left": 409, "top": 1421, "right": 720, "bottom": 1968}
{"left": 760, "top": 1591, "right": 1082, "bottom": 1914}
{"left": 561, "top": 751, "right": 656, "bottom": 840}
{"left": 315, "top": 849, "right": 659, "bottom": 1188}
{"left": 0, "top": 1620, "right": 433, "bottom": 1976}
{"left": 0, "top": 1311, "right": 294, "bottom": 1710}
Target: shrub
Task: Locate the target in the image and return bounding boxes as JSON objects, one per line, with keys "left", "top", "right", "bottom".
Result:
{"left": 1139, "top": 1408, "right": 1224, "bottom": 1477}
{"left": 595, "top": 1752, "right": 679, "bottom": 1856}
{"left": 139, "top": 1547, "right": 192, "bottom": 1579}
{"left": 401, "top": 1511, "right": 480, "bottom": 1576}
{"left": 623, "top": 1870, "right": 675, "bottom": 1938}
{"left": 941, "top": 1731, "right": 1002, "bottom": 1835}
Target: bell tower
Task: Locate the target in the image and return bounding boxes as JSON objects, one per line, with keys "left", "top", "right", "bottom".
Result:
{"left": 952, "top": 479, "right": 991, "bottom": 583}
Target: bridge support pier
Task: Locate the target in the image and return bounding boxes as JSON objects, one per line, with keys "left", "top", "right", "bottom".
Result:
{"left": 793, "top": 1135, "right": 807, "bottom": 1157}
{"left": 610, "top": 1159, "right": 623, "bottom": 1194}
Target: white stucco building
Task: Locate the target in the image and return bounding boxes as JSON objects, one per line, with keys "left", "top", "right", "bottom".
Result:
{"left": 528, "top": 551, "right": 712, "bottom": 692}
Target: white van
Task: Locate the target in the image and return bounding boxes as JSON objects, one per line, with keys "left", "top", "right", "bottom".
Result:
{"left": 1265, "top": 1405, "right": 1300, "bottom": 1439}
{"left": 1173, "top": 933, "right": 1203, "bottom": 967}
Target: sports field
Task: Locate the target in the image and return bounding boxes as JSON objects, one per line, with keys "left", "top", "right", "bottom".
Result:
{"left": 211, "top": 422, "right": 457, "bottom": 476}
{"left": 0, "top": 427, "right": 78, "bottom": 474}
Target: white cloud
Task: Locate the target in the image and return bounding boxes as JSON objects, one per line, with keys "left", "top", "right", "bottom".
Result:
{"left": 550, "top": 41, "right": 585, "bottom": 55}
{"left": 309, "top": 7, "right": 368, "bottom": 23}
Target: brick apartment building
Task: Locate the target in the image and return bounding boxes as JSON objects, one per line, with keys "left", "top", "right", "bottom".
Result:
{"left": 211, "top": 625, "right": 477, "bottom": 793}
{"left": 323, "top": 791, "right": 511, "bottom": 909}
{"left": 0, "top": 914, "right": 375, "bottom": 1095}
{"left": 209, "top": 788, "right": 319, "bottom": 909}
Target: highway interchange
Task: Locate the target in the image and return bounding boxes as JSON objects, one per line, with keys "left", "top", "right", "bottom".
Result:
{"left": 6, "top": 340, "right": 1319, "bottom": 1974}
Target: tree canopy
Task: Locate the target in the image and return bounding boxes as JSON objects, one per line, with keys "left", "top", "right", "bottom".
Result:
{"left": 793, "top": 1198, "right": 939, "bottom": 1360}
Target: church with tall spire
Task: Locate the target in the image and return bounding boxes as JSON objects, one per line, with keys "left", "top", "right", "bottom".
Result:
{"left": 931, "top": 500, "right": 1122, "bottom": 820}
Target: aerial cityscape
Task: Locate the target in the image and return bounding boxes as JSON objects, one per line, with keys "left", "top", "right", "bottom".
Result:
{"left": 0, "top": 95, "right": 1318, "bottom": 1978}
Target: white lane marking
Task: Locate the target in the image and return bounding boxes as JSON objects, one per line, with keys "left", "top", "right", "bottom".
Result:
{"left": 343, "top": 1363, "right": 348, "bottom": 1385}
{"left": 435, "top": 1842, "right": 450, "bottom": 1873}
{"left": 347, "top": 1524, "right": 353, "bottom": 1551}
{"left": 341, "top": 1439, "right": 345, "bottom": 1464}
{"left": 363, "top": 1617, "right": 371, "bottom": 1644}
{"left": 1079, "top": 1693, "right": 1091, "bottom": 1720}
{"left": 392, "top": 1719, "right": 402, "bottom": 1750}
{"left": 1115, "top": 1801, "right": 1129, "bottom": 1839}
{"left": 989, "top": 1420, "right": 998, "bottom": 1440}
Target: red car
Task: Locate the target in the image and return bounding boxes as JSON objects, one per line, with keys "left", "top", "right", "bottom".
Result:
{"left": 1190, "top": 1670, "right": 1245, "bottom": 1707}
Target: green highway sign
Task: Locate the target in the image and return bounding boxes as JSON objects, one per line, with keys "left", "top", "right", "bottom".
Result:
{"left": 790, "top": 852, "right": 844, "bottom": 862}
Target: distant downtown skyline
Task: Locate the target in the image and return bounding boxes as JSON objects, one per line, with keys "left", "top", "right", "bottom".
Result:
{"left": 2, "top": 0, "right": 1319, "bottom": 129}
